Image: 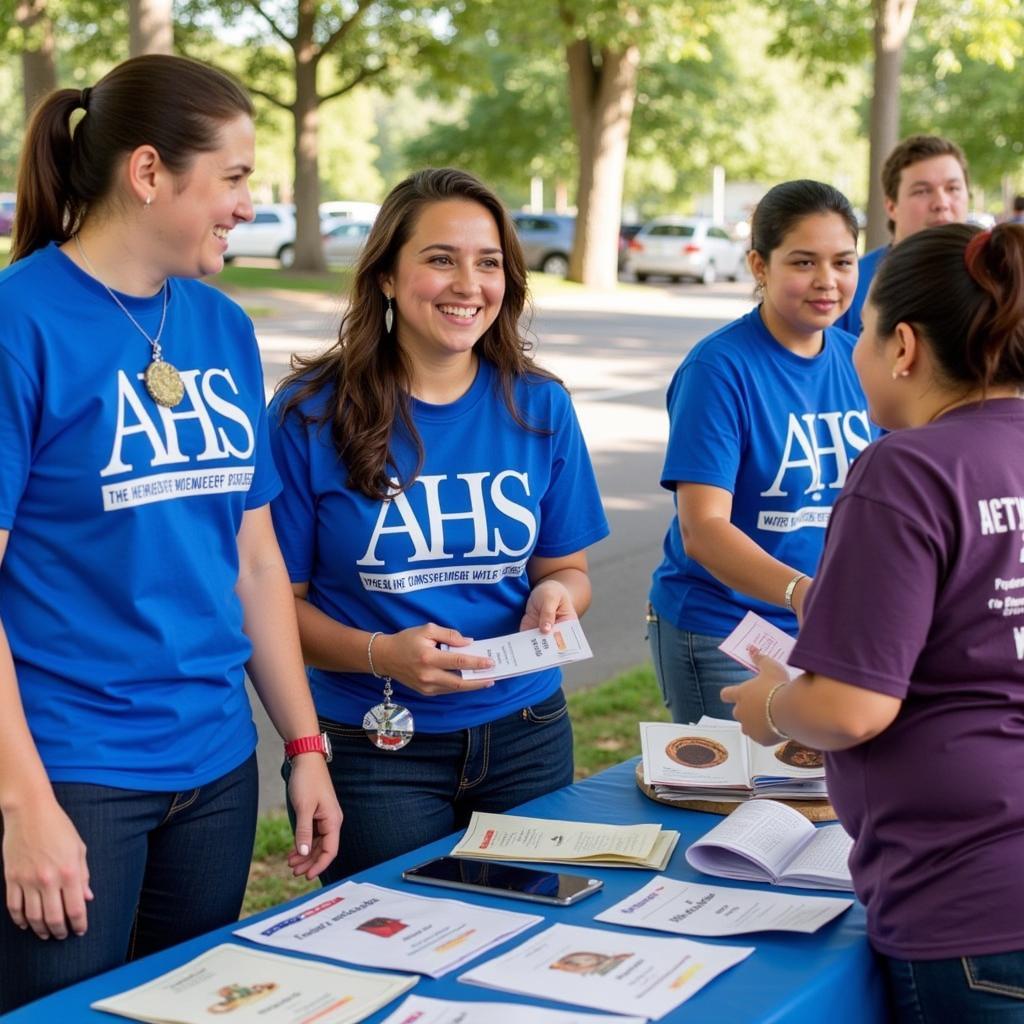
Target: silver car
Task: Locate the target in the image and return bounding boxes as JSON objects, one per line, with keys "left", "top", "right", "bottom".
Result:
{"left": 322, "top": 220, "right": 372, "bottom": 266}
{"left": 625, "top": 217, "right": 745, "bottom": 285}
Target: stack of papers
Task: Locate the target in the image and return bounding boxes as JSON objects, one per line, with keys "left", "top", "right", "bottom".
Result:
{"left": 451, "top": 812, "right": 680, "bottom": 871}
{"left": 91, "top": 944, "right": 415, "bottom": 1024}
{"left": 640, "top": 719, "right": 827, "bottom": 802}
{"left": 459, "top": 923, "right": 752, "bottom": 1020}
{"left": 235, "top": 882, "right": 541, "bottom": 978}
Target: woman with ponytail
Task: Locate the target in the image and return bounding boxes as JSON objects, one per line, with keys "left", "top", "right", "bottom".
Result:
{"left": 0, "top": 55, "right": 340, "bottom": 1011}
{"left": 724, "top": 222, "right": 1024, "bottom": 1022}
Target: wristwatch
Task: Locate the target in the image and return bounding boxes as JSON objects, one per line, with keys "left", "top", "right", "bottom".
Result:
{"left": 284, "top": 731, "right": 333, "bottom": 763}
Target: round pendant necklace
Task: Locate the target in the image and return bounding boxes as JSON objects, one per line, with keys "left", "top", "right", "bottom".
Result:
{"left": 363, "top": 676, "right": 415, "bottom": 751}
{"left": 73, "top": 235, "right": 185, "bottom": 408}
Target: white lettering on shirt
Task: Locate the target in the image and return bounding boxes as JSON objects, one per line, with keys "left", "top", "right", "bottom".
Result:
{"left": 978, "top": 497, "right": 1024, "bottom": 535}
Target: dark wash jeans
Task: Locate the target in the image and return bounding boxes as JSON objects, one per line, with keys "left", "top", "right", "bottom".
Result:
{"left": 286, "top": 687, "right": 574, "bottom": 883}
{"left": 884, "top": 951, "right": 1024, "bottom": 1023}
{"left": 0, "top": 754, "right": 258, "bottom": 1013}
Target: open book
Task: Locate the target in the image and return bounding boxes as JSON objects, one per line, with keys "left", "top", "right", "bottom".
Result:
{"left": 640, "top": 718, "right": 827, "bottom": 801}
{"left": 685, "top": 799, "right": 853, "bottom": 891}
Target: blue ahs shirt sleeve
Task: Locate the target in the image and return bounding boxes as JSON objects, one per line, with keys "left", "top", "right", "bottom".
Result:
{"left": 245, "top": 390, "right": 283, "bottom": 509}
{"left": 661, "top": 357, "right": 747, "bottom": 494}
{"left": 533, "top": 390, "right": 610, "bottom": 558}
{"left": 268, "top": 394, "right": 319, "bottom": 581}
{"left": 0, "top": 345, "right": 38, "bottom": 529}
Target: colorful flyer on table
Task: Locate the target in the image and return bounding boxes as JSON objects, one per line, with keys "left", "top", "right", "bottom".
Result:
{"left": 234, "top": 882, "right": 542, "bottom": 979}
{"left": 717, "top": 611, "right": 801, "bottom": 679}
{"left": 90, "top": 944, "right": 416, "bottom": 1024}
{"left": 458, "top": 923, "right": 753, "bottom": 1020}
{"left": 594, "top": 875, "right": 852, "bottom": 936}
{"left": 379, "top": 994, "right": 646, "bottom": 1024}
{"left": 453, "top": 621, "right": 593, "bottom": 680}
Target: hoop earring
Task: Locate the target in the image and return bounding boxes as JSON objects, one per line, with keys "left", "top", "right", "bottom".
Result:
{"left": 384, "top": 295, "right": 394, "bottom": 334}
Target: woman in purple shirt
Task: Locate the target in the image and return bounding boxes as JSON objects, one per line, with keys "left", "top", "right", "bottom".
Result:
{"left": 724, "top": 221, "right": 1024, "bottom": 1023}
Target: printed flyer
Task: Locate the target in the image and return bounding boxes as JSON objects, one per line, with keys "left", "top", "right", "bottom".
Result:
{"left": 234, "top": 882, "right": 541, "bottom": 978}
{"left": 379, "top": 994, "right": 646, "bottom": 1024}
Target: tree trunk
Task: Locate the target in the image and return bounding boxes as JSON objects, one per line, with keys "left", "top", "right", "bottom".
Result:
{"left": 565, "top": 38, "right": 639, "bottom": 289}
{"left": 290, "top": 0, "right": 326, "bottom": 272}
{"left": 16, "top": 0, "right": 56, "bottom": 122}
{"left": 866, "top": 0, "right": 917, "bottom": 249}
{"left": 129, "top": 0, "right": 174, "bottom": 56}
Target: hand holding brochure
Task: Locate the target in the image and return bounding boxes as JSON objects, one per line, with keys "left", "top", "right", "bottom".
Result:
{"left": 380, "top": 994, "right": 646, "bottom": 1024}
{"left": 685, "top": 799, "right": 854, "bottom": 891}
{"left": 234, "top": 882, "right": 541, "bottom": 978}
{"left": 91, "top": 944, "right": 416, "bottom": 1024}
{"left": 459, "top": 922, "right": 752, "bottom": 1021}
{"left": 453, "top": 621, "right": 593, "bottom": 681}
{"left": 717, "top": 610, "right": 802, "bottom": 679}
{"left": 451, "top": 811, "right": 679, "bottom": 870}
{"left": 595, "top": 875, "right": 852, "bottom": 936}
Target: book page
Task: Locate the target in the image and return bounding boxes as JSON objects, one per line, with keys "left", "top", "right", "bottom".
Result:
{"left": 380, "top": 995, "right": 646, "bottom": 1024}
{"left": 451, "top": 812, "right": 660, "bottom": 863}
{"left": 234, "top": 883, "right": 540, "bottom": 979}
{"left": 459, "top": 923, "right": 753, "bottom": 1020}
{"left": 639, "top": 720, "right": 751, "bottom": 789}
{"left": 91, "top": 944, "right": 416, "bottom": 1024}
{"left": 685, "top": 800, "right": 813, "bottom": 880}
{"left": 595, "top": 875, "right": 852, "bottom": 937}
{"left": 747, "top": 736, "right": 826, "bottom": 782}
{"left": 718, "top": 611, "right": 801, "bottom": 679}
{"left": 454, "top": 622, "right": 593, "bottom": 681}
{"left": 779, "top": 824, "right": 854, "bottom": 890}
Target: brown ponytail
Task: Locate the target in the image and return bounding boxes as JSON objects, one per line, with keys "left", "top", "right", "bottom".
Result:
{"left": 12, "top": 54, "right": 252, "bottom": 264}
{"left": 870, "top": 222, "right": 1024, "bottom": 389}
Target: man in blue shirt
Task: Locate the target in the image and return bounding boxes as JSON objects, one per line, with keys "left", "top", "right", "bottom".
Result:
{"left": 837, "top": 135, "right": 969, "bottom": 335}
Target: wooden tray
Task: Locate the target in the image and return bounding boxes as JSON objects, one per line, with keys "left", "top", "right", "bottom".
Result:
{"left": 634, "top": 761, "right": 837, "bottom": 822}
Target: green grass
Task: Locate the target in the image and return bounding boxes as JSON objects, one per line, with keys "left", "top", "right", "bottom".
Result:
{"left": 211, "top": 262, "right": 353, "bottom": 294}
{"left": 241, "top": 662, "right": 666, "bottom": 916}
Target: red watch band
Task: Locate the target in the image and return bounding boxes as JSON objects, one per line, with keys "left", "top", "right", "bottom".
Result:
{"left": 284, "top": 732, "right": 331, "bottom": 762}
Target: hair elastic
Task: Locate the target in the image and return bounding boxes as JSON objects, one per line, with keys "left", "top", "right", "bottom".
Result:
{"left": 79, "top": 86, "right": 92, "bottom": 111}
{"left": 964, "top": 229, "right": 992, "bottom": 273}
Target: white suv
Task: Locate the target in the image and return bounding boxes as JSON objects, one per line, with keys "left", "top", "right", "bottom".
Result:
{"left": 224, "top": 204, "right": 302, "bottom": 267}
{"left": 624, "top": 217, "right": 745, "bottom": 285}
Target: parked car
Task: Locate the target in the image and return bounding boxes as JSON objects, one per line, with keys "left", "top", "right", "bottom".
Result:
{"left": 319, "top": 200, "right": 380, "bottom": 222}
{"left": 511, "top": 213, "right": 575, "bottom": 277}
{"left": 322, "top": 219, "right": 373, "bottom": 265}
{"left": 618, "top": 222, "right": 643, "bottom": 270}
{"left": 224, "top": 203, "right": 301, "bottom": 267}
{"left": 0, "top": 194, "right": 15, "bottom": 236}
{"left": 624, "top": 217, "right": 745, "bottom": 284}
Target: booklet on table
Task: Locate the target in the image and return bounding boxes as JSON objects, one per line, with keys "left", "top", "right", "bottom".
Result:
{"left": 458, "top": 922, "right": 752, "bottom": 1021}
{"left": 685, "top": 799, "right": 854, "bottom": 891}
{"left": 639, "top": 719, "right": 827, "bottom": 801}
{"left": 90, "top": 944, "right": 416, "bottom": 1024}
{"left": 451, "top": 621, "right": 593, "bottom": 681}
{"left": 379, "top": 994, "right": 646, "bottom": 1024}
{"left": 234, "top": 882, "right": 541, "bottom": 978}
{"left": 595, "top": 874, "right": 852, "bottom": 936}
{"left": 451, "top": 811, "right": 679, "bottom": 871}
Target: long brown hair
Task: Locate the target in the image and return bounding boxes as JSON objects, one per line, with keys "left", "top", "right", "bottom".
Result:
{"left": 12, "top": 54, "right": 252, "bottom": 262}
{"left": 277, "top": 167, "right": 561, "bottom": 501}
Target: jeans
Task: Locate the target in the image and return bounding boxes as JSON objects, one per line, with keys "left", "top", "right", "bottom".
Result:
{"left": 884, "top": 951, "right": 1024, "bottom": 1023}
{"left": 646, "top": 603, "right": 752, "bottom": 723}
{"left": 0, "top": 754, "right": 258, "bottom": 1013}
{"left": 287, "top": 688, "right": 574, "bottom": 883}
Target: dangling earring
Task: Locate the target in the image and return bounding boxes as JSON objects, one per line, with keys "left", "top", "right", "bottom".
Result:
{"left": 144, "top": 195, "right": 153, "bottom": 207}
{"left": 384, "top": 295, "right": 394, "bottom": 334}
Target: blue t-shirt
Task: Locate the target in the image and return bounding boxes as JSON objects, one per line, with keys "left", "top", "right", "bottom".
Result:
{"left": 0, "top": 243, "right": 279, "bottom": 789}
{"left": 649, "top": 307, "right": 875, "bottom": 637}
{"left": 834, "top": 245, "right": 887, "bottom": 336}
{"left": 269, "top": 359, "right": 609, "bottom": 731}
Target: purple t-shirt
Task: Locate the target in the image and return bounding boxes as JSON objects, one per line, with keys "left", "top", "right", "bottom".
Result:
{"left": 790, "top": 398, "right": 1024, "bottom": 960}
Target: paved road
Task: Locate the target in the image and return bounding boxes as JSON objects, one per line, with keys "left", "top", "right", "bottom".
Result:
{"left": 241, "top": 278, "right": 755, "bottom": 810}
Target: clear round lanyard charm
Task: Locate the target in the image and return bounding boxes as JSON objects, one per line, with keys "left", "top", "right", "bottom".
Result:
{"left": 363, "top": 676, "right": 414, "bottom": 751}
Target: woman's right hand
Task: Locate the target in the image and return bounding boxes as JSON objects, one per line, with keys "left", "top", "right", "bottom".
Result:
{"left": 373, "top": 624, "right": 495, "bottom": 696}
{"left": 3, "top": 796, "right": 93, "bottom": 939}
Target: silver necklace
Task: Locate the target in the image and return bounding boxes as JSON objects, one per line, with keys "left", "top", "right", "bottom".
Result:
{"left": 74, "top": 235, "right": 185, "bottom": 407}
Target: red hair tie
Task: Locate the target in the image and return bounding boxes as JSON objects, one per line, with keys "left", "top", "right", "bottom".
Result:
{"left": 964, "top": 229, "right": 992, "bottom": 273}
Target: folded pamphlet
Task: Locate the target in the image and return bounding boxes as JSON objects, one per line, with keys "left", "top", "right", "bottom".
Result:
{"left": 717, "top": 610, "right": 802, "bottom": 679}
{"left": 451, "top": 621, "right": 593, "bottom": 681}
{"left": 451, "top": 811, "right": 679, "bottom": 871}
{"left": 685, "top": 799, "right": 854, "bottom": 891}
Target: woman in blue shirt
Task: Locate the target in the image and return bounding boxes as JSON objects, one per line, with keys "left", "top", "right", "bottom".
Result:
{"left": 270, "top": 168, "right": 609, "bottom": 879}
{"left": 648, "top": 180, "right": 874, "bottom": 723}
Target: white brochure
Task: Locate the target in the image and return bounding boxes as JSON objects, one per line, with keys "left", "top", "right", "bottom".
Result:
{"left": 594, "top": 875, "right": 852, "bottom": 937}
{"left": 234, "top": 882, "right": 541, "bottom": 979}
{"left": 717, "top": 610, "right": 802, "bottom": 679}
{"left": 459, "top": 922, "right": 753, "bottom": 1021}
{"left": 453, "top": 621, "right": 593, "bottom": 680}
{"left": 380, "top": 994, "right": 646, "bottom": 1024}
{"left": 91, "top": 943, "right": 416, "bottom": 1024}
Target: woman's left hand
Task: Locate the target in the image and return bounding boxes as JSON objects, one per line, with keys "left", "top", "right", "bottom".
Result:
{"left": 285, "top": 754, "right": 343, "bottom": 880}
{"left": 520, "top": 579, "right": 577, "bottom": 633}
{"left": 721, "top": 649, "right": 790, "bottom": 745}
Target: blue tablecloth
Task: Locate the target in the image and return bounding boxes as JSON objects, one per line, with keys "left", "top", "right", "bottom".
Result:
{"left": 4, "top": 758, "right": 887, "bottom": 1022}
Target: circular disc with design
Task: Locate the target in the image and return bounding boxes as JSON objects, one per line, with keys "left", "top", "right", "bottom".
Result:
{"left": 145, "top": 359, "right": 185, "bottom": 407}
{"left": 363, "top": 701, "right": 415, "bottom": 751}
